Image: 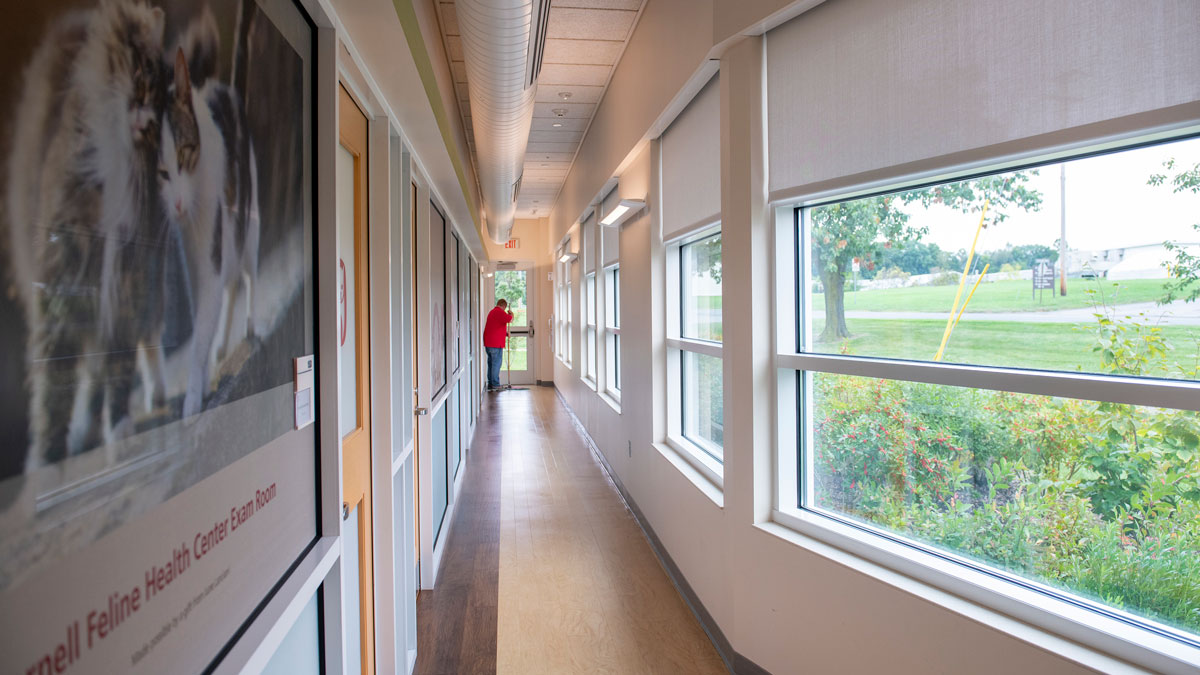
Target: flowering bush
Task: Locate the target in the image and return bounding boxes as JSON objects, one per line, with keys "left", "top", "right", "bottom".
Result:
{"left": 810, "top": 307, "right": 1200, "bottom": 634}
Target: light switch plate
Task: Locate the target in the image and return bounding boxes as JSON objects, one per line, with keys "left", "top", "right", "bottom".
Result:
{"left": 294, "top": 355, "right": 315, "bottom": 429}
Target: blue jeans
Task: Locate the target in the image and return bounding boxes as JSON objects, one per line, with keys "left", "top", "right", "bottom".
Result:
{"left": 486, "top": 346, "right": 503, "bottom": 388}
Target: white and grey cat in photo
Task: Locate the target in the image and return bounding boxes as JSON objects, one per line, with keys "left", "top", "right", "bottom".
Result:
{"left": 6, "top": 0, "right": 170, "bottom": 470}
{"left": 159, "top": 8, "right": 262, "bottom": 419}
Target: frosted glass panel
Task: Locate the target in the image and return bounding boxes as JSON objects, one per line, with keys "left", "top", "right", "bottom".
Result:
{"left": 391, "top": 138, "right": 413, "bottom": 456}
{"left": 393, "top": 459, "right": 418, "bottom": 671}
{"left": 261, "top": 591, "right": 320, "bottom": 675}
{"left": 337, "top": 144, "right": 358, "bottom": 437}
{"left": 449, "top": 383, "right": 460, "bottom": 479}
{"left": 432, "top": 405, "right": 447, "bottom": 542}
{"left": 342, "top": 505, "right": 362, "bottom": 675}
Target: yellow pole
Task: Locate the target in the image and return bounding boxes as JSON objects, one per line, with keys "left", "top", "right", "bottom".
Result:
{"left": 934, "top": 200, "right": 989, "bottom": 361}
{"left": 950, "top": 263, "right": 990, "bottom": 332}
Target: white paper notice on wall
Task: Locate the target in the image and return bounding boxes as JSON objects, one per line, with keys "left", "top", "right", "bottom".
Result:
{"left": 294, "top": 355, "right": 315, "bottom": 429}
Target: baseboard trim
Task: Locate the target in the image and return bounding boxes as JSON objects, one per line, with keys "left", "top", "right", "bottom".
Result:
{"left": 553, "top": 387, "right": 772, "bottom": 675}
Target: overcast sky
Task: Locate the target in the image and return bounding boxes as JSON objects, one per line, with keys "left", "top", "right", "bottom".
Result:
{"left": 905, "top": 136, "right": 1200, "bottom": 253}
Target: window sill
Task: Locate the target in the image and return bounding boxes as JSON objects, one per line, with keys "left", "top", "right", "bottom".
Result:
{"left": 600, "top": 391, "right": 622, "bottom": 415}
{"left": 664, "top": 435, "right": 723, "bottom": 490}
{"left": 582, "top": 376, "right": 597, "bottom": 391}
{"left": 655, "top": 440, "right": 723, "bottom": 506}
{"left": 769, "top": 508, "right": 1200, "bottom": 674}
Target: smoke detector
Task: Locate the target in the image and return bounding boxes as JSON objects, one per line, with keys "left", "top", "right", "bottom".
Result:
{"left": 551, "top": 108, "right": 567, "bottom": 117}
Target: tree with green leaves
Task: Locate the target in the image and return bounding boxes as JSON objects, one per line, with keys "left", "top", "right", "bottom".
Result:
{"left": 1149, "top": 159, "right": 1200, "bottom": 305}
{"left": 812, "top": 173, "right": 1043, "bottom": 341}
{"left": 493, "top": 270, "right": 526, "bottom": 309}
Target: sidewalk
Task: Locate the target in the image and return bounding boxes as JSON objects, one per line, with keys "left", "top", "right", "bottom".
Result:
{"left": 845, "top": 301, "right": 1200, "bottom": 326}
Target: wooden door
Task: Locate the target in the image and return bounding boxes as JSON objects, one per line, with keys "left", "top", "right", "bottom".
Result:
{"left": 338, "top": 84, "right": 374, "bottom": 675}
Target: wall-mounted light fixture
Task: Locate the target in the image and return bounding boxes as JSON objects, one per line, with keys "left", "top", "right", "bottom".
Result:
{"left": 558, "top": 251, "right": 578, "bottom": 264}
{"left": 599, "top": 199, "right": 645, "bottom": 227}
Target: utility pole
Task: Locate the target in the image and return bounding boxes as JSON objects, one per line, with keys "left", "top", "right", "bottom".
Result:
{"left": 1059, "top": 163, "right": 1068, "bottom": 296}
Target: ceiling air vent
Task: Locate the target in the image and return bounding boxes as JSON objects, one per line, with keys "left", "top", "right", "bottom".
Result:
{"left": 525, "top": 0, "right": 551, "bottom": 89}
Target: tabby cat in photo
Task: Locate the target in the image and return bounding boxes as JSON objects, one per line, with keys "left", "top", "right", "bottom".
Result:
{"left": 5, "top": 0, "right": 171, "bottom": 470}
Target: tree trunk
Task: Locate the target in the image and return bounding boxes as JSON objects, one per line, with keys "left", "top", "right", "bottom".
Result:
{"left": 818, "top": 265, "right": 851, "bottom": 342}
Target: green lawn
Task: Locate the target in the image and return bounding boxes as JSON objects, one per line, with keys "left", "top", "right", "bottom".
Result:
{"left": 503, "top": 337, "right": 527, "bottom": 372}
{"left": 812, "top": 318, "right": 1200, "bottom": 376}
{"left": 812, "top": 278, "right": 1168, "bottom": 314}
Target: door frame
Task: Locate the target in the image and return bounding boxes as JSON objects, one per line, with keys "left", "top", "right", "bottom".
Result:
{"left": 337, "top": 83, "right": 376, "bottom": 675}
{"left": 485, "top": 262, "right": 537, "bottom": 386}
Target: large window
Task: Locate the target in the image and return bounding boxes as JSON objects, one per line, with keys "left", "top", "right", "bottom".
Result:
{"left": 555, "top": 257, "right": 567, "bottom": 363}
{"left": 566, "top": 273, "right": 574, "bottom": 366}
{"left": 584, "top": 272, "right": 597, "bottom": 384}
{"left": 604, "top": 265, "right": 621, "bottom": 396}
{"left": 667, "top": 230, "right": 724, "bottom": 472}
{"left": 778, "top": 136, "right": 1200, "bottom": 651}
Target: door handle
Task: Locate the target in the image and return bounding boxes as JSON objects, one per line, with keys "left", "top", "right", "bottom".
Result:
{"left": 415, "top": 407, "right": 429, "bottom": 416}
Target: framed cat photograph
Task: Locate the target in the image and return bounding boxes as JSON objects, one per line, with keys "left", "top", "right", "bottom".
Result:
{"left": 0, "top": 0, "right": 319, "bottom": 672}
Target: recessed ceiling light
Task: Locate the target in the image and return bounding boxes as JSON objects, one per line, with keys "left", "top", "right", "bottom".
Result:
{"left": 557, "top": 91, "right": 572, "bottom": 100}
{"left": 551, "top": 108, "right": 567, "bottom": 117}
{"left": 552, "top": 122, "right": 562, "bottom": 128}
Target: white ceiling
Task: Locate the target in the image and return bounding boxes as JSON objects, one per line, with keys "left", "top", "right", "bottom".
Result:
{"left": 436, "top": 0, "right": 644, "bottom": 220}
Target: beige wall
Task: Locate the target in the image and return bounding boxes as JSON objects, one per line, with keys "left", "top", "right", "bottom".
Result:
{"left": 548, "top": 0, "right": 713, "bottom": 245}
{"left": 543, "top": 0, "right": 1200, "bottom": 672}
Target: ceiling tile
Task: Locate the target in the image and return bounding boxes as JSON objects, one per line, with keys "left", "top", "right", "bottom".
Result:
{"left": 545, "top": 7, "right": 636, "bottom": 41}
{"left": 527, "top": 142, "right": 579, "bottom": 154}
{"left": 522, "top": 170, "right": 567, "bottom": 182}
{"left": 437, "top": 2, "right": 459, "bottom": 35}
{"left": 532, "top": 102, "right": 594, "bottom": 119}
{"left": 551, "top": 0, "right": 642, "bottom": 9}
{"left": 538, "top": 63, "right": 611, "bottom": 87}
{"left": 525, "top": 152, "right": 576, "bottom": 163}
{"left": 531, "top": 117, "right": 588, "bottom": 132}
{"left": 446, "top": 35, "right": 464, "bottom": 61}
{"left": 525, "top": 161, "right": 573, "bottom": 171}
{"left": 529, "top": 130, "right": 584, "bottom": 143}
{"left": 542, "top": 38, "right": 623, "bottom": 65}
{"left": 535, "top": 84, "right": 604, "bottom": 104}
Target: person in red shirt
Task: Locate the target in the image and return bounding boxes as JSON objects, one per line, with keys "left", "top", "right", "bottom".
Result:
{"left": 483, "top": 299, "right": 514, "bottom": 390}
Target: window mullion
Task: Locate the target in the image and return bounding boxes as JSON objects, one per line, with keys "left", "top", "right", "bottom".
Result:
{"left": 778, "top": 352, "right": 1200, "bottom": 412}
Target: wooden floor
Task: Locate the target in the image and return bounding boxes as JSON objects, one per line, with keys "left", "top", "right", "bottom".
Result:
{"left": 416, "top": 387, "right": 727, "bottom": 675}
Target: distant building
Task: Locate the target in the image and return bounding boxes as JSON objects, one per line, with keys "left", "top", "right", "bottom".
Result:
{"left": 1070, "top": 242, "right": 1200, "bottom": 280}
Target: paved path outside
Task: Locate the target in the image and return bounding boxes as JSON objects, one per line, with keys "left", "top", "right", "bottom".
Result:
{"left": 845, "top": 300, "right": 1200, "bottom": 325}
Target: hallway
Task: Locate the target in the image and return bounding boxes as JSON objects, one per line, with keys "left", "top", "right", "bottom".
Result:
{"left": 416, "top": 388, "right": 726, "bottom": 674}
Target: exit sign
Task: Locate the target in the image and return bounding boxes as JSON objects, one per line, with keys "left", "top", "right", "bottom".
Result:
{"left": 504, "top": 238, "right": 520, "bottom": 249}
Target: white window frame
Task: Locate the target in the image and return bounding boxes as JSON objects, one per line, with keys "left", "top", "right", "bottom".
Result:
{"left": 772, "top": 135, "right": 1200, "bottom": 674}
{"left": 555, "top": 257, "right": 568, "bottom": 365}
{"left": 665, "top": 226, "right": 724, "bottom": 486}
{"left": 565, "top": 271, "right": 574, "bottom": 367}
{"left": 583, "top": 272, "right": 597, "bottom": 388}
{"left": 603, "top": 264, "right": 621, "bottom": 401}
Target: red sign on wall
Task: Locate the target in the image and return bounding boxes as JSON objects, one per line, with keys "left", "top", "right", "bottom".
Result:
{"left": 504, "top": 238, "right": 520, "bottom": 249}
